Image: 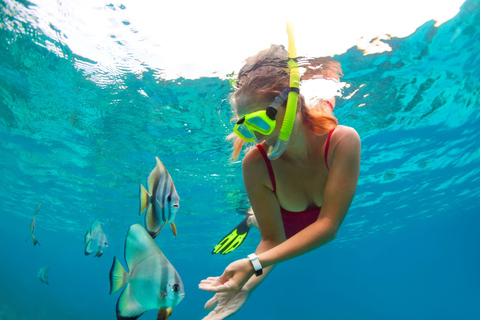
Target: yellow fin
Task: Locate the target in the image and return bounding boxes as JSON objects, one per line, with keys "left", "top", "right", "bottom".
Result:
{"left": 156, "top": 308, "right": 173, "bottom": 320}
{"left": 139, "top": 184, "right": 150, "bottom": 215}
{"left": 109, "top": 257, "right": 127, "bottom": 295}
{"left": 169, "top": 222, "right": 177, "bottom": 238}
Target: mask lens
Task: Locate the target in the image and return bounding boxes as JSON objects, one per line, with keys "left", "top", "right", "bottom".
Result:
{"left": 236, "top": 124, "right": 254, "bottom": 140}
{"left": 248, "top": 117, "right": 272, "bottom": 132}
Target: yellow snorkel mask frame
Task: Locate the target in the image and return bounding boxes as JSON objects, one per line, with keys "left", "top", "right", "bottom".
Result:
{"left": 233, "top": 87, "right": 296, "bottom": 143}
{"left": 233, "top": 22, "right": 300, "bottom": 159}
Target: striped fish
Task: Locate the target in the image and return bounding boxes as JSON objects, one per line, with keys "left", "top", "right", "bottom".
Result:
{"left": 139, "top": 157, "right": 180, "bottom": 239}
{"left": 84, "top": 219, "right": 108, "bottom": 257}
{"left": 26, "top": 203, "right": 41, "bottom": 246}
{"left": 37, "top": 266, "right": 50, "bottom": 285}
{"left": 109, "top": 224, "right": 185, "bottom": 320}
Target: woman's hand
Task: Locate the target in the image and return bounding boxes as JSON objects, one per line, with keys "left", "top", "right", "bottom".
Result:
{"left": 199, "top": 259, "right": 255, "bottom": 319}
{"left": 201, "top": 289, "right": 250, "bottom": 320}
{"left": 199, "top": 259, "right": 255, "bottom": 293}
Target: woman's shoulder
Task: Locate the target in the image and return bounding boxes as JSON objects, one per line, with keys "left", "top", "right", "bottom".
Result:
{"left": 331, "top": 125, "right": 361, "bottom": 158}
{"left": 241, "top": 144, "right": 273, "bottom": 189}
{"left": 332, "top": 125, "right": 360, "bottom": 145}
{"left": 334, "top": 125, "right": 359, "bottom": 138}
{"left": 242, "top": 144, "right": 267, "bottom": 171}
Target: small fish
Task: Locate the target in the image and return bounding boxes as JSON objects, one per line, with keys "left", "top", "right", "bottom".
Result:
{"left": 25, "top": 203, "right": 41, "bottom": 246}
{"left": 109, "top": 224, "right": 185, "bottom": 320}
{"left": 37, "top": 266, "right": 50, "bottom": 285}
{"left": 84, "top": 219, "right": 108, "bottom": 257}
{"left": 139, "top": 156, "right": 180, "bottom": 238}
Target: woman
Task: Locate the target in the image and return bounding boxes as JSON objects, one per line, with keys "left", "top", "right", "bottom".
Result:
{"left": 199, "top": 44, "right": 361, "bottom": 319}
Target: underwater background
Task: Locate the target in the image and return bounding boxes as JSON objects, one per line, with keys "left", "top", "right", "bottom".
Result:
{"left": 1, "top": 0, "right": 479, "bottom": 319}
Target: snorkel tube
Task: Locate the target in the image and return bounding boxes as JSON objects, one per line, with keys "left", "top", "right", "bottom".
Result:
{"left": 267, "top": 22, "right": 300, "bottom": 160}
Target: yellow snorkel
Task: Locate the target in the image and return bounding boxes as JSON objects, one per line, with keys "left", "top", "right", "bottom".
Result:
{"left": 267, "top": 22, "right": 300, "bottom": 160}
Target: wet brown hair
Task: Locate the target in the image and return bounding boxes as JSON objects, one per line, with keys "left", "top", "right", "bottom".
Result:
{"left": 229, "top": 45, "right": 342, "bottom": 160}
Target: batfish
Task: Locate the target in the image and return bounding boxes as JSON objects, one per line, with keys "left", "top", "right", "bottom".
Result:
{"left": 139, "top": 157, "right": 180, "bottom": 238}
{"left": 37, "top": 266, "right": 50, "bottom": 285}
{"left": 109, "top": 224, "right": 185, "bottom": 320}
{"left": 84, "top": 219, "right": 108, "bottom": 257}
{"left": 26, "top": 203, "right": 41, "bottom": 246}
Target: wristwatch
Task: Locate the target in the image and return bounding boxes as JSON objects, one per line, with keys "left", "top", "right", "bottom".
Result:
{"left": 248, "top": 253, "right": 263, "bottom": 276}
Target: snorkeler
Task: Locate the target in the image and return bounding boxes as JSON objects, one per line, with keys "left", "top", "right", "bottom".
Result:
{"left": 199, "top": 23, "right": 361, "bottom": 319}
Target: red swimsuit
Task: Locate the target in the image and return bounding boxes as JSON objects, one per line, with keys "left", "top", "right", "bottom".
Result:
{"left": 256, "top": 128, "right": 335, "bottom": 239}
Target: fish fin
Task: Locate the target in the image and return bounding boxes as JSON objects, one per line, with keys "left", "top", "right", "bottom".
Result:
{"left": 110, "top": 257, "right": 128, "bottom": 295}
{"left": 124, "top": 224, "right": 169, "bottom": 272}
{"left": 116, "top": 284, "right": 145, "bottom": 320}
{"left": 95, "top": 251, "right": 103, "bottom": 257}
{"left": 139, "top": 184, "right": 150, "bottom": 215}
{"left": 85, "top": 240, "right": 93, "bottom": 255}
{"left": 156, "top": 308, "right": 173, "bottom": 320}
{"left": 34, "top": 203, "right": 42, "bottom": 215}
{"left": 147, "top": 158, "right": 164, "bottom": 197}
{"left": 151, "top": 220, "right": 168, "bottom": 239}
{"left": 145, "top": 205, "right": 163, "bottom": 238}
{"left": 212, "top": 216, "right": 251, "bottom": 255}
{"left": 91, "top": 220, "right": 104, "bottom": 235}
{"left": 84, "top": 230, "right": 91, "bottom": 244}
{"left": 32, "top": 235, "right": 40, "bottom": 246}
{"left": 169, "top": 222, "right": 177, "bottom": 238}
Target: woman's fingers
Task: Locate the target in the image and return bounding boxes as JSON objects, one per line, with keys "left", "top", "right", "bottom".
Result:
{"left": 204, "top": 294, "right": 219, "bottom": 310}
{"left": 199, "top": 282, "right": 229, "bottom": 292}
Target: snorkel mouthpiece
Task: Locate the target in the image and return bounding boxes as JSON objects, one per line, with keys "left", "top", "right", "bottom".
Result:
{"left": 267, "top": 22, "right": 300, "bottom": 160}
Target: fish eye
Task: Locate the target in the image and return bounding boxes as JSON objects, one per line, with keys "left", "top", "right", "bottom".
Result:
{"left": 172, "top": 284, "right": 180, "bottom": 292}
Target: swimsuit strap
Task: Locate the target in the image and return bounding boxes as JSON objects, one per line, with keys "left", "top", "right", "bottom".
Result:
{"left": 256, "top": 145, "right": 276, "bottom": 194}
{"left": 324, "top": 127, "right": 336, "bottom": 171}
{"left": 326, "top": 100, "right": 334, "bottom": 110}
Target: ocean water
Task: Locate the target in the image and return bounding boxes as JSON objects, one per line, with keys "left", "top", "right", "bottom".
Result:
{"left": 1, "top": 0, "right": 479, "bottom": 319}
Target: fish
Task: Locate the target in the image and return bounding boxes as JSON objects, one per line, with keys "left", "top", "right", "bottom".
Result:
{"left": 25, "top": 203, "right": 41, "bottom": 246}
{"left": 109, "top": 224, "right": 185, "bottom": 320}
{"left": 139, "top": 156, "right": 180, "bottom": 238}
{"left": 212, "top": 209, "right": 257, "bottom": 255}
{"left": 84, "top": 219, "right": 108, "bottom": 257}
{"left": 37, "top": 266, "right": 50, "bottom": 285}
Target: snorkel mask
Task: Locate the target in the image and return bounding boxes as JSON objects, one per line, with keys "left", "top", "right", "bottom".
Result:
{"left": 233, "top": 22, "right": 300, "bottom": 160}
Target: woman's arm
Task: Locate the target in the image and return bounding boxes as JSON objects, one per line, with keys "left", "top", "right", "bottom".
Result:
{"left": 200, "top": 128, "right": 360, "bottom": 293}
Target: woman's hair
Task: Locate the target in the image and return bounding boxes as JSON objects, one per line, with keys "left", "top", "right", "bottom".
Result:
{"left": 229, "top": 45, "right": 342, "bottom": 160}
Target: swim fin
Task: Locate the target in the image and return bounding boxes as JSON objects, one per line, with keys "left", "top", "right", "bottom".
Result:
{"left": 212, "top": 215, "right": 252, "bottom": 255}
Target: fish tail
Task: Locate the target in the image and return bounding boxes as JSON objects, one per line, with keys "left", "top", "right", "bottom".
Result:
{"left": 212, "top": 215, "right": 251, "bottom": 255}
{"left": 156, "top": 308, "right": 173, "bottom": 320}
{"left": 139, "top": 184, "right": 151, "bottom": 215}
{"left": 109, "top": 257, "right": 127, "bottom": 295}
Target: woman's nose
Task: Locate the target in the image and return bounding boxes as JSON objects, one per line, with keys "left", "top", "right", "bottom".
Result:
{"left": 253, "top": 132, "right": 266, "bottom": 143}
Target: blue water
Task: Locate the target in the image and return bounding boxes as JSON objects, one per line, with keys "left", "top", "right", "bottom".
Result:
{"left": 1, "top": 0, "right": 479, "bottom": 319}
